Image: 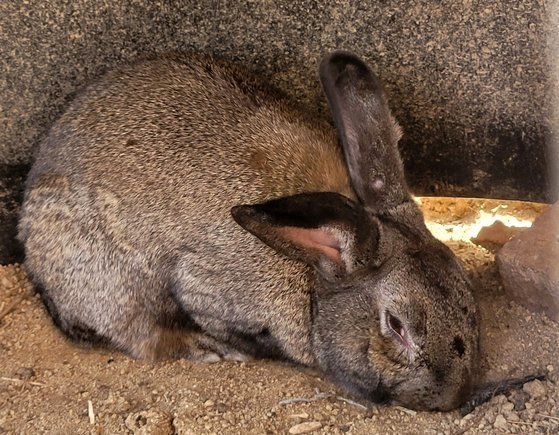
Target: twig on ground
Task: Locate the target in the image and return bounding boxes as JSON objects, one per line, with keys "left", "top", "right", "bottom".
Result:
{"left": 394, "top": 405, "right": 417, "bottom": 416}
{"left": 279, "top": 389, "right": 370, "bottom": 412}
{"left": 88, "top": 400, "right": 95, "bottom": 425}
{"left": 0, "top": 376, "right": 45, "bottom": 387}
{"left": 336, "top": 396, "right": 369, "bottom": 411}
{"left": 278, "top": 390, "right": 330, "bottom": 406}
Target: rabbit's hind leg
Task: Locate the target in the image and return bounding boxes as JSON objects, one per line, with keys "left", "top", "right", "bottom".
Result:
{"left": 132, "top": 327, "right": 250, "bottom": 362}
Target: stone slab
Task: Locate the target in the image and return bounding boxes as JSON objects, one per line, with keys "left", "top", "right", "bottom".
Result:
{"left": 497, "top": 203, "right": 559, "bottom": 322}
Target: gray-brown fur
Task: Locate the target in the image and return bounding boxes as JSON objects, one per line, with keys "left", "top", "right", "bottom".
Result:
{"left": 18, "top": 51, "right": 479, "bottom": 411}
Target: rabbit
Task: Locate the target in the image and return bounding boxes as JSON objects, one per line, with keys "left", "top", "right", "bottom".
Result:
{"left": 18, "top": 50, "right": 479, "bottom": 411}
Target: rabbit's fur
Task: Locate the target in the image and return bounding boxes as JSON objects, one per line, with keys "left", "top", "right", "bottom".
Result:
{"left": 18, "top": 51, "right": 479, "bottom": 411}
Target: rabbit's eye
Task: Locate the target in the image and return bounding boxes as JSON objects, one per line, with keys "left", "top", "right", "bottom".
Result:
{"left": 386, "top": 311, "right": 407, "bottom": 344}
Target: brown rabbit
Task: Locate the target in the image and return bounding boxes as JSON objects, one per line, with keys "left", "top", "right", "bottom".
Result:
{"left": 18, "top": 50, "right": 479, "bottom": 411}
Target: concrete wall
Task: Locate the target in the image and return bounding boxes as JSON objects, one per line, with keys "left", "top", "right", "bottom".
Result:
{"left": 0, "top": 1, "right": 554, "bottom": 263}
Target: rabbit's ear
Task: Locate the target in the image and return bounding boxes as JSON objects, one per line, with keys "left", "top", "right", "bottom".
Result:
{"left": 319, "top": 51, "right": 410, "bottom": 211}
{"left": 231, "top": 192, "right": 380, "bottom": 281}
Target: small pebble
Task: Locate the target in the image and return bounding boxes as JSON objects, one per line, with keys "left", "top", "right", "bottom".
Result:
{"left": 288, "top": 421, "right": 322, "bottom": 434}
{"left": 493, "top": 414, "right": 507, "bottom": 430}
{"left": 501, "top": 402, "right": 514, "bottom": 412}
{"left": 215, "top": 402, "right": 228, "bottom": 413}
{"left": 288, "top": 413, "right": 309, "bottom": 419}
{"left": 484, "top": 410, "right": 495, "bottom": 423}
{"left": 522, "top": 379, "right": 547, "bottom": 399}
{"left": 124, "top": 410, "right": 173, "bottom": 435}
{"left": 203, "top": 399, "right": 214, "bottom": 408}
{"left": 15, "top": 367, "right": 36, "bottom": 380}
{"left": 488, "top": 394, "right": 508, "bottom": 406}
{"left": 511, "top": 390, "right": 529, "bottom": 411}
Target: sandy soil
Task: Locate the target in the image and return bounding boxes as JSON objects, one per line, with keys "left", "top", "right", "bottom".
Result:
{"left": 0, "top": 198, "right": 557, "bottom": 434}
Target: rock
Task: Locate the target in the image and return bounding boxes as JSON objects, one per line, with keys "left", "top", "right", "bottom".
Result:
{"left": 501, "top": 402, "right": 514, "bottom": 413}
{"left": 511, "top": 390, "right": 530, "bottom": 411}
{"left": 124, "top": 410, "right": 174, "bottom": 435}
{"left": 484, "top": 410, "right": 496, "bottom": 424}
{"left": 497, "top": 202, "right": 559, "bottom": 322}
{"left": 215, "top": 402, "right": 228, "bottom": 413}
{"left": 288, "top": 421, "right": 322, "bottom": 434}
{"left": 288, "top": 412, "right": 309, "bottom": 419}
{"left": 15, "top": 367, "right": 35, "bottom": 380}
{"left": 471, "top": 220, "right": 523, "bottom": 249}
{"left": 493, "top": 414, "right": 507, "bottom": 430}
{"left": 522, "top": 379, "right": 547, "bottom": 399}
{"left": 488, "top": 394, "right": 508, "bottom": 407}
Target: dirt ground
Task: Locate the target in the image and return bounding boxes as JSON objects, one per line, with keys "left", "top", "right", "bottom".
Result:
{"left": 0, "top": 197, "right": 558, "bottom": 434}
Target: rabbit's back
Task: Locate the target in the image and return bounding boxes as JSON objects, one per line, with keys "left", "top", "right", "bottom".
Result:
{"left": 28, "top": 53, "right": 352, "bottom": 252}
{"left": 19, "top": 53, "right": 353, "bottom": 362}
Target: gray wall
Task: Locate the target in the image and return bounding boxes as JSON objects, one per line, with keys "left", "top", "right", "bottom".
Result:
{"left": 0, "top": 1, "right": 554, "bottom": 263}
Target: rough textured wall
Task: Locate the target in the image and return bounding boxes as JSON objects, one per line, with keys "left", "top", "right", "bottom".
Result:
{"left": 0, "top": 0, "right": 554, "bottom": 263}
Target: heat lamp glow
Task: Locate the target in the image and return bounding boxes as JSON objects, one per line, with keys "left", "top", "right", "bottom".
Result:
{"left": 423, "top": 207, "right": 534, "bottom": 243}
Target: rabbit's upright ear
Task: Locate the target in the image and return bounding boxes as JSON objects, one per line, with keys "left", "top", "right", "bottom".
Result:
{"left": 320, "top": 51, "right": 410, "bottom": 211}
{"left": 231, "top": 192, "right": 380, "bottom": 281}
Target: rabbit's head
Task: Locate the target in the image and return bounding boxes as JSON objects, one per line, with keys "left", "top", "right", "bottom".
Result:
{"left": 232, "top": 51, "right": 479, "bottom": 411}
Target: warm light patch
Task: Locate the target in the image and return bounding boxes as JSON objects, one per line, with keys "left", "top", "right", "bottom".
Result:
{"left": 425, "top": 211, "right": 533, "bottom": 242}
{"left": 413, "top": 197, "right": 546, "bottom": 243}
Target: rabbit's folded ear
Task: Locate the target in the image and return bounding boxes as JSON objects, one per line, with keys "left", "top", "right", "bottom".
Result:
{"left": 231, "top": 192, "right": 380, "bottom": 281}
{"left": 319, "top": 51, "right": 410, "bottom": 211}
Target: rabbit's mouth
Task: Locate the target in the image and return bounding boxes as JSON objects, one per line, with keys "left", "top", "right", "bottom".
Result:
{"left": 318, "top": 359, "right": 393, "bottom": 407}
{"left": 343, "top": 372, "right": 392, "bottom": 405}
